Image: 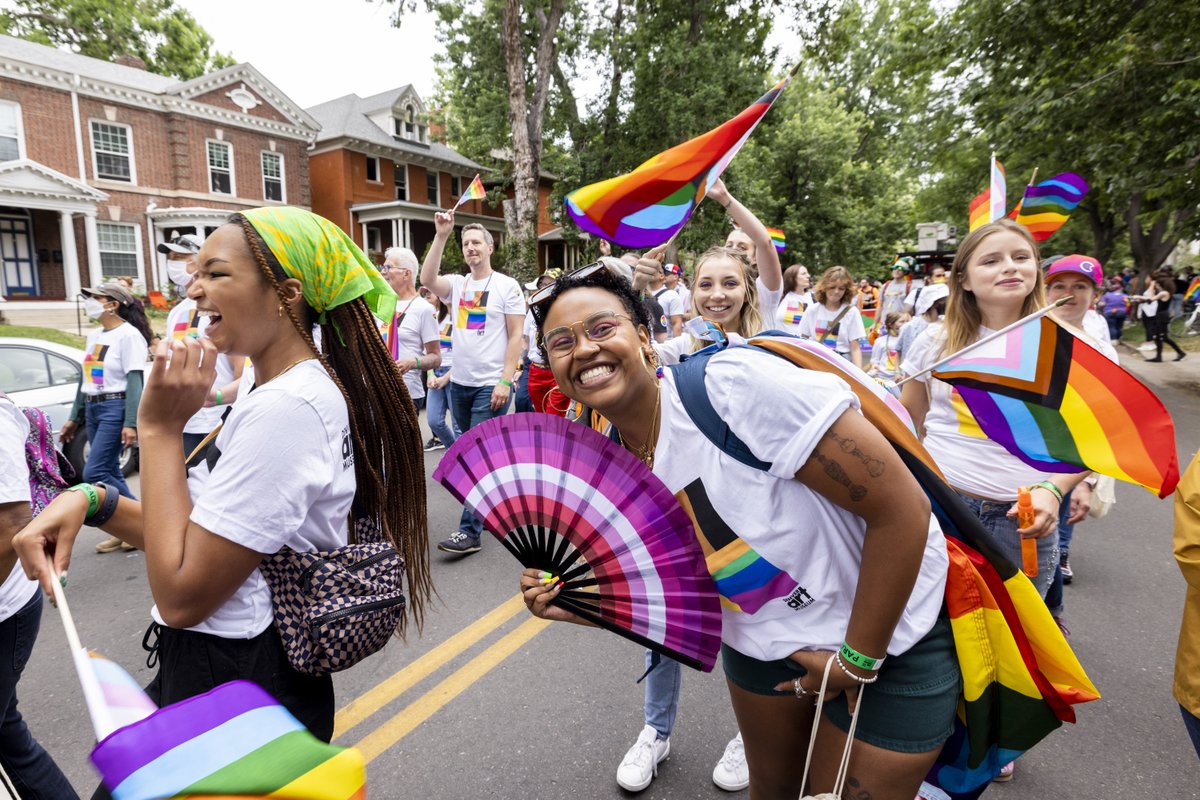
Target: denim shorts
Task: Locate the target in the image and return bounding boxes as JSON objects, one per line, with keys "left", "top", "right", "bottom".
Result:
{"left": 721, "top": 616, "right": 960, "bottom": 753}
{"left": 956, "top": 492, "right": 1057, "bottom": 597}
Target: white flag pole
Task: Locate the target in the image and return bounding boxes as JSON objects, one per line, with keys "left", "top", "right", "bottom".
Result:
{"left": 48, "top": 565, "right": 114, "bottom": 741}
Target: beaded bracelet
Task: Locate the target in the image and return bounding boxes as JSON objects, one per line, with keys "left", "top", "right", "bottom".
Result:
{"left": 839, "top": 642, "right": 885, "bottom": 671}
{"left": 834, "top": 651, "right": 880, "bottom": 684}
{"left": 1031, "top": 480, "right": 1064, "bottom": 503}
{"left": 66, "top": 483, "right": 100, "bottom": 518}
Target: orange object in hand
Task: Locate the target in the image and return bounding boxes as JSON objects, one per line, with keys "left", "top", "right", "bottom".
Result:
{"left": 1017, "top": 486, "right": 1038, "bottom": 578}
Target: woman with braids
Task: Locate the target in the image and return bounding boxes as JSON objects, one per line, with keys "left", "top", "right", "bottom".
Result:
{"left": 13, "top": 208, "right": 431, "bottom": 761}
{"left": 521, "top": 267, "right": 955, "bottom": 800}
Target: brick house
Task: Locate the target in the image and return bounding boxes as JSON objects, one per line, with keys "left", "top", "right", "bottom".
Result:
{"left": 0, "top": 34, "right": 318, "bottom": 311}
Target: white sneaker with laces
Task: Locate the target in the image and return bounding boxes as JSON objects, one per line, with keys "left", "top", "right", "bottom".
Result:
{"left": 616, "top": 724, "right": 670, "bottom": 792}
{"left": 712, "top": 732, "right": 749, "bottom": 791}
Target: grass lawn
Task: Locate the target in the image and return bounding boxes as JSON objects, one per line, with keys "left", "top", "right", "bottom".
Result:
{"left": 0, "top": 325, "right": 86, "bottom": 348}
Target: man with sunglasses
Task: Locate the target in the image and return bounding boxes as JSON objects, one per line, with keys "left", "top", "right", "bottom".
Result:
{"left": 422, "top": 211, "right": 525, "bottom": 556}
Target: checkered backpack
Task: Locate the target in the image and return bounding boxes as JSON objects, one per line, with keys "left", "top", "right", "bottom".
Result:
{"left": 258, "top": 517, "right": 407, "bottom": 677}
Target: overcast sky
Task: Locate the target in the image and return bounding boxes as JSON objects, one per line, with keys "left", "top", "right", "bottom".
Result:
{"left": 176, "top": 0, "right": 442, "bottom": 108}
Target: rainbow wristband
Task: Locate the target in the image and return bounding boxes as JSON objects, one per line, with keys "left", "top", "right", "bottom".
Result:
{"left": 839, "top": 641, "right": 884, "bottom": 671}
{"left": 67, "top": 483, "right": 100, "bottom": 518}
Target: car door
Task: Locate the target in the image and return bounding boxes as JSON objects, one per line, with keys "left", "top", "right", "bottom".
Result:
{"left": 0, "top": 344, "right": 80, "bottom": 434}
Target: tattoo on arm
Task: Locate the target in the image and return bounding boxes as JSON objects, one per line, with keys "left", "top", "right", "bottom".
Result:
{"left": 824, "top": 430, "right": 885, "bottom": 477}
{"left": 811, "top": 449, "right": 868, "bottom": 502}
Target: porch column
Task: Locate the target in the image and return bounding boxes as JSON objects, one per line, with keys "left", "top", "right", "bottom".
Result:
{"left": 58, "top": 211, "right": 81, "bottom": 299}
{"left": 82, "top": 211, "right": 103, "bottom": 286}
{"left": 360, "top": 222, "right": 369, "bottom": 251}
{"left": 391, "top": 218, "right": 400, "bottom": 250}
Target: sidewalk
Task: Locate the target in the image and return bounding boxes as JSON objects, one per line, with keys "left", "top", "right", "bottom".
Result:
{"left": 1117, "top": 338, "right": 1200, "bottom": 394}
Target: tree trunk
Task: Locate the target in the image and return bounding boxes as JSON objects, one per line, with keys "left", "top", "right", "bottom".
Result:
{"left": 1127, "top": 191, "right": 1193, "bottom": 280}
{"left": 1081, "top": 202, "right": 1118, "bottom": 265}
{"left": 501, "top": 0, "right": 564, "bottom": 279}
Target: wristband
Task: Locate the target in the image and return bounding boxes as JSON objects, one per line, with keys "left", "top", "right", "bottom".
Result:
{"left": 86, "top": 482, "right": 120, "bottom": 528}
{"left": 415, "top": 355, "right": 422, "bottom": 369}
{"left": 215, "top": 389, "right": 224, "bottom": 406}
{"left": 499, "top": 378, "right": 513, "bottom": 388}
{"left": 67, "top": 483, "right": 100, "bottom": 517}
{"left": 1031, "top": 480, "right": 1064, "bottom": 503}
{"left": 839, "top": 642, "right": 884, "bottom": 671}
{"left": 834, "top": 651, "right": 880, "bottom": 684}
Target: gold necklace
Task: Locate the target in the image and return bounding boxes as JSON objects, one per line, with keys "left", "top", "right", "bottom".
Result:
{"left": 619, "top": 385, "right": 662, "bottom": 469}
{"left": 260, "top": 356, "right": 315, "bottom": 386}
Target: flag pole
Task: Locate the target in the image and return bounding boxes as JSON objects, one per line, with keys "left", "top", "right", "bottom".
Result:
{"left": 894, "top": 297, "right": 1070, "bottom": 387}
{"left": 49, "top": 565, "right": 114, "bottom": 740}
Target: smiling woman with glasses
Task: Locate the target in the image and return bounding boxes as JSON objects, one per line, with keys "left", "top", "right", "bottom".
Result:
{"left": 521, "top": 264, "right": 958, "bottom": 800}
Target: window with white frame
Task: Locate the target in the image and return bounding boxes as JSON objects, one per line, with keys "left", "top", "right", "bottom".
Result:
{"left": 426, "top": 170, "right": 439, "bottom": 206}
{"left": 261, "top": 152, "right": 284, "bottom": 201}
{"left": 96, "top": 222, "right": 139, "bottom": 277}
{"left": 394, "top": 162, "right": 407, "bottom": 201}
{"left": 0, "top": 103, "right": 22, "bottom": 162}
{"left": 91, "top": 121, "right": 133, "bottom": 182}
{"left": 207, "top": 140, "right": 233, "bottom": 194}
{"left": 365, "top": 155, "right": 380, "bottom": 182}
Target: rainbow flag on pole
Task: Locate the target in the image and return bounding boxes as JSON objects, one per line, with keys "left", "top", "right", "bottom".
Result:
{"left": 968, "top": 155, "right": 1006, "bottom": 232}
{"left": 741, "top": 335, "right": 1099, "bottom": 799}
{"left": 765, "top": 227, "right": 786, "bottom": 253}
{"left": 1014, "top": 173, "right": 1089, "bottom": 241}
{"left": 453, "top": 174, "right": 486, "bottom": 209}
{"left": 565, "top": 69, "right": 796, "bottom": 247}
{"left": 931, "top": 313, "right": 1179, "bottom": 498}
{"left": 91, "top": 680, "right": 366, "bottom": 800}
{"left": 1184, "top": 276, "right": 1200, "bottom": 303}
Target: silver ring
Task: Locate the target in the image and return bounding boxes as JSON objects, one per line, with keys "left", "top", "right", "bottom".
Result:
{"left": 793, "top": 679, "right": 809, "bottom": 698}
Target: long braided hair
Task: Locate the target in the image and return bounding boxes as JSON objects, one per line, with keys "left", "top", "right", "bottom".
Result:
{"left": 232, "top": 215, "right": 432, "bottom": 634}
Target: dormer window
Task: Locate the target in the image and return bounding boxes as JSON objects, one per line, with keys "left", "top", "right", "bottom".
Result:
{"left": 404, "top": 105, "right": 415, "bottom": 139}
{"left": 391, "top": 102, "right": 427, "bottom": 144}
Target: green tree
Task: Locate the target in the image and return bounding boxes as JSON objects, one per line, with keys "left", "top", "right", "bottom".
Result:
{"left": 0, "top": 0, "right": 235, "bottom": 80}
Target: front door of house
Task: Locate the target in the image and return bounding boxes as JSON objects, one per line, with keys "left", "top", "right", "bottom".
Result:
{"left": 0, "top": 214, "right": 37, "bottom": 296}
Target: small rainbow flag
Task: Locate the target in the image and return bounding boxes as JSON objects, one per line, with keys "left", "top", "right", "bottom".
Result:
{"left": 81, "top": 651, "right": 158, "bottom": 739}
{"left": 457, "top": 292, "right": 488, "bottom": 331}
{"left": 1184, "top": 276, "right": 1200, "bottom": 302}
{"left": 765, "top": 226, "right": 786, "bottom": 253}
{"left": 565, "top": 69, "right": 796, "bottom": 247}
{"left": 1014, "top": 173, "right": 1089, "bottom": 241}
{"left": 968, "top": 156, "right": 1006, "bottom": 232}
{"left": 932, "top": 313, "right": 1179, "bottom": 498}
{"left": 453, "top": 173, "right": 486, "bottom": 209}
{"left": 91, "top": 680, "right": 366, "bottom": 800}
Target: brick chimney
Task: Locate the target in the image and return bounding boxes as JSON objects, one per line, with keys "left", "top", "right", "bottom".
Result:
{"left": 114, "top": 54, "right": 148, "bottom": 71}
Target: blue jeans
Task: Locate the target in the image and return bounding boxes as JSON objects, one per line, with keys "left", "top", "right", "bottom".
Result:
{"left": 448, "top": 382, "right": 511, "bottom": 538}
{"left": 0, "top": 593, "right": 79, "bottom": 799}
{"left": 515, "top": 359, "right": 533, "bottom": 413}
{"left": 1182, "top": 704, "right": 1200, "bottom": 759}
{"left": 1044, "top": 489, "right": 1075, "bottom": 616}
{"left": 956, "top": 493, "right": 1057, "bottom": 598}
{"left": 426, "top": 367, "right": 459, "bottom": 448}
{"left": 84, "top": 398, "right": 134, "bottom": 499}
{"left": 642, "top": 650, "right": 682, "bottom": 739}
{"left": 1105, "top": 313, "right": 1125, "bottom": 340}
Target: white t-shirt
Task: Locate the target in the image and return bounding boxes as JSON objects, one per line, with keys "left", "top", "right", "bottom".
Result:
{"left": 165, "top": 360, "right": 355, "bottom": 638}
{"left": 653, "top": 349, "right": 947, "bottom": 661}
{"left": 774, "top": 291, "right": 813, "bottom": 335}
{"left": 879, "top": 278, "right": 911, "bottom": 320}
{"left": 436, "top": 316, "right": 453, "bottom": 370}
{"left": 902, "top": 278, "right": 930, "bottom": 312}
{"left": 440, "top": 272, "right": 525, "bottom": 387}
{"left": 1083, "top": 310, "right": 1112, "bottom": 346}
{"left": 756, "top": 276, "right": 783, "bottom": 324}
{"left": 0, "top": 399, "right": 37, "bottom": 622}
{"left": 901, "top": 324, "right": 1047, "bottom": 501}
{"left": 523, "top": 310, "right": 544, "bottom": 366}
{"left": 870, "top": 331, "right": 901, "bottom": 379}
{"left": 166, "top": 298, "right": 237, "bottom": 434}
{"left": 653, "top": 287, "right": 685, "bottom": 323}
{"left": 674, "top": 285, "right": 692, "bottom": 315}
{"left": 798, "top": 303, "right": 867, "bottom": 355}
{"left": 80, "top": 322, "right": 148, "bottom": 395}
{"left": 380, "top": 296, "right": 439, "bottom": 400}
{"left": 653, "top": 335, "right": 692, "bottom": 366}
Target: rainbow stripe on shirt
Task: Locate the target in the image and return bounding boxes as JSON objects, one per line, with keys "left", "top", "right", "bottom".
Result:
{"left": 457, "top": 291, "right": 489, "bottom": 331}
{"left": 781, "top": 299, "right": 805, "bottom": 326}
{"left": 171, "top": 309, "right": 201, "bottom": 341}
{"left": 679, "top": 479, "right": 797, "bottom": 614}
{"left": 84, "top": 344, "right": 109, "bottom": 387}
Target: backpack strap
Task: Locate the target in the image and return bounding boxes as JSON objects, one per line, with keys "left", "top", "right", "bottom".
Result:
{"left": 668, "top": 347, "right": 773, "bottom": 472}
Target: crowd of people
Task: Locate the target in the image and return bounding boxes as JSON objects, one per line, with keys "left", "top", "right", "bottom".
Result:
{"left": 1, "top": 189, "right": 1197, "bottom": 799}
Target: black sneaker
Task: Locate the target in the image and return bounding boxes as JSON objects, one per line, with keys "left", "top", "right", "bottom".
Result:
{"left": 424, "top": 438, "right": 446, "bottom": 452}
{"left": 437, "top": 532, "right": 481, "bottom": 555}
{"left": 1060, "top": 553, "right": 1073, "bottom": 584}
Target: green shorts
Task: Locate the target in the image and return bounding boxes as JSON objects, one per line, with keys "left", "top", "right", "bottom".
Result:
{"left": 721, "top": 616, "right": 961, "bottom": 753}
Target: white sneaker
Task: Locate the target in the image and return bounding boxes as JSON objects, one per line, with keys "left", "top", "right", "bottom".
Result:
{"left": 712, "top": 732, "right": 749, "bottom": 791}
{"left": 616, "top": 724, "right": 670, "bottom": 792}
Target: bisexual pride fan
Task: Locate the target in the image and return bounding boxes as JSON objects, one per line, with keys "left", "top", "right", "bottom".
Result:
{"left": 432, "top": 413, "right": 722, "bottom": 671}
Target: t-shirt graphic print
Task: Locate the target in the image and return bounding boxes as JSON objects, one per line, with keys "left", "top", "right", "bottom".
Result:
{"left": 171, "top": 308, "right": 202, "bottom": 341}
{"left": 457, "top": 291, "right": 489, "bottom": 332}
{"left": 84, "top": 344, "right": 109, "bottom": 387}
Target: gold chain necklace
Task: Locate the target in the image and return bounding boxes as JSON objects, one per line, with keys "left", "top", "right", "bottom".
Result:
{"left": 260, "top": 356, "right": 315, "bottom": 386}
{"left": 619, "top": 385, "right": 662, "bottom": 469}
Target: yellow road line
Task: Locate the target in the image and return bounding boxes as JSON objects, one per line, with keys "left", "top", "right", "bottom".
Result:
{"left": 354, "top": 616, "right": 551, "bottom": 763}
{"left": 333, "top": 593, "right": 526, "bottom": 739}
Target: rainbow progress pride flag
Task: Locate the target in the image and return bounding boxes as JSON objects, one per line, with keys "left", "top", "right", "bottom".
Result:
{"left": 765, "top": 226, "right": 786, "bottom": 253}
{"left": 565, "top": 72, "right": 794, "bottom": 247}
{"left": 1014, "top": 173, "right": 1089, "bottom": 241}
{"left": 453, "top": 174, "right": 486, "bottom": 209}
{"left": 91, "top": 680, "right": 365, "bottom": 800}
{"left": 968, "top": 157, "right": 1006, "bottom": 232}
{"left": 932, "top": 314, "right": 1179, "bottom": 498}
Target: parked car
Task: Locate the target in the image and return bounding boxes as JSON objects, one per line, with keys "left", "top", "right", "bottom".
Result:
{"left": 0, "top": 337, "right": 138, "bottom": 476}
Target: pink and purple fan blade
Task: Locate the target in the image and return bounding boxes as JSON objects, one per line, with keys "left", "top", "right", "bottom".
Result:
{"left": 433, "top": 414, "right": 722, "bottom": 671}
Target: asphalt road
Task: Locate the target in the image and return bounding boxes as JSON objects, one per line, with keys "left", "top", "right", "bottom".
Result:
{"left": 16, "top": 364, "right": 1200, "bottom": 799}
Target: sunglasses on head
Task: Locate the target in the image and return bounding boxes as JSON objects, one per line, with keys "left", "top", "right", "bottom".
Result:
{"left": 528, "top": 261, "right": 605, "bottom": 306}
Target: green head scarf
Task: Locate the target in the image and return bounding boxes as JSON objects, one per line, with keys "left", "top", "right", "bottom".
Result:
{"left": 239, "top": 207, "right": 397, "bottom": 324}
